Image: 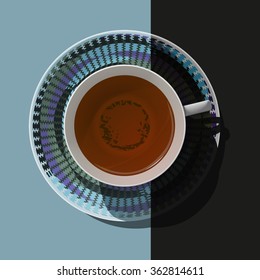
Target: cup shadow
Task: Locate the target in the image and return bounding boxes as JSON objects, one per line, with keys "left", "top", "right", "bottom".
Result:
{"left": 151, "top": 115, "right": 229, "bottom": 227}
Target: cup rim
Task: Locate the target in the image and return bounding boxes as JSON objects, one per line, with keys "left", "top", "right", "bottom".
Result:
{"left": 64, "top": 65, "right": 186, "bottom": 186}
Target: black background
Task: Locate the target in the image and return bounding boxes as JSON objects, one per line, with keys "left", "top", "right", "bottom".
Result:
{"left": 151, "top": 0, "right": 260, "bottom": 259}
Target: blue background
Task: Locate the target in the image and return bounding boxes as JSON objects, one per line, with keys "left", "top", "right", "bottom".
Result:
{"left": 0, "top": 0, "right": 150, "bottom": 259}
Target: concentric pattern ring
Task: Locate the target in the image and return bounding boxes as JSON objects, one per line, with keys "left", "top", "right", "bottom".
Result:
{"left": 30, "top": 31, "right": 220, "bottom": 221}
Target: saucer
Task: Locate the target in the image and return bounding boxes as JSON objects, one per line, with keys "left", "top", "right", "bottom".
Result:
{"left": 29, "top": 30, "right": 220, "bottom": 221}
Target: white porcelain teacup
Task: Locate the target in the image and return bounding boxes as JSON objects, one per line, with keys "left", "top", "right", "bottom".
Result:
{"left": 65, "top": 65, "right": 211, "bottom": 186}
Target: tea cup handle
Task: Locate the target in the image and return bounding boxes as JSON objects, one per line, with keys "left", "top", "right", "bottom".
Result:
{"left": 184, "top": 100, "right": 211, "bottom": 117}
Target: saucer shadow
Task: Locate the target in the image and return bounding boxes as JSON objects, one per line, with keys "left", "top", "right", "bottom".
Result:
{"left": 91, "top": 216, "right": 150, "bottom": 229}
{"left": 151, "top": 115, "right": 229, "bottom": 228}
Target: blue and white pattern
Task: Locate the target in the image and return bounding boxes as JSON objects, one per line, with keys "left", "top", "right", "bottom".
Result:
{"left": 29, "top": 31, "right": 220, "bottom": 221}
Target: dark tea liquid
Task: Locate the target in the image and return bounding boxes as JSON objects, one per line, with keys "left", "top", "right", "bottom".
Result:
{"left": 75, "top": 75, "right": 175, "bottom": 176}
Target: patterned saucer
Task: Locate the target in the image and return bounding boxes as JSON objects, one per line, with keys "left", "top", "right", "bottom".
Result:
{"left": 29, "top": 30, "right": 220, "bottom": 222}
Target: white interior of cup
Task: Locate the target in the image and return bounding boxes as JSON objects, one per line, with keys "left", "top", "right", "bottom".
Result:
{"left": 64, "top": 65, "right": 186, "bottom": 186}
